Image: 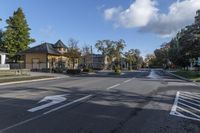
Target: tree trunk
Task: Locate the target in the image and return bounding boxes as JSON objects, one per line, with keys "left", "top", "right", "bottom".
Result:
{"left": 73, "top": 58, "right": 75, "bottom": 69}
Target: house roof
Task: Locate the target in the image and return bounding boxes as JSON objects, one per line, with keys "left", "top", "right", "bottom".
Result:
{"left": 22, "top": 43, "right": 61, "bottom": 55}
{"left": 54, "top": 40, "right": 67, "bottom": 48}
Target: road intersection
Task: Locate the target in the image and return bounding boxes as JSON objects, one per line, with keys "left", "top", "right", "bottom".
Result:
{"left": 0, "top": 69, "right": 199, "bottom": 133}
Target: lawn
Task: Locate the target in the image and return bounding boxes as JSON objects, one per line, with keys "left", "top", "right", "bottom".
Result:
{"left": 173, "top": 70, "right": 200, "bottom": 82}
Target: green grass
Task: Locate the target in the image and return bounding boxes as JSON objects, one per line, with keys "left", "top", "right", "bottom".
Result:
{"left": 173, "top": 70, "right": 200, "bottom": 82}
{"left": 0, "top": 76, "right": 54, "bottom": 83}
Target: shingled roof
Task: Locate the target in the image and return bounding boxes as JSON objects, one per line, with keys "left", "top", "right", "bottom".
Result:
{"left": 23, "top": 43, "right": 61, "bottom": 55}
{"left": 54, "top": 40, "right": 67, "bottom": 48}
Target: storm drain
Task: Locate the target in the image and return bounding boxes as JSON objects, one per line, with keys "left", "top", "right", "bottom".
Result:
{"left": 170, "top": 91, "right": 200, "bottom": 122}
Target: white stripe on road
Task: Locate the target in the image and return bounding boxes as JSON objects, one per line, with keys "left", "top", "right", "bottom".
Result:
{"left": 170, "top": 91, "right": 180, "bottom": 114}
{"left": 123, "top": 79, "right": 132, "bottom": 83}
{"left": 177, "top": 106, "right": 200, "bottom": 119}
{"left": 179, "top": 95, "right": 200, "bottom": 104}
{"left": 179, "top": 101, "right": 200, "bottom": 113}
{"left": 179, "top": 98, "right": 200, "bottom": 107}
{"left": 106, "top": 84, "right": 120, "bottom": 90}
{"left": 181, "top": 92, "right": 200, "bottom": 100}
{"left": 44, "top": 94, "right": 93, "bottom": 114}
{"left": 0, "top": 94, "right": 93, "bottom": 132}
{"left": 106, "top": 78, "right": 134, "bottom": 90}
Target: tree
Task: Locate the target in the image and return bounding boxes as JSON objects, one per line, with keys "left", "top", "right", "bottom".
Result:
{"left": 154, "top": 43, "right": 170, "bottom": 67}
{"left": 145, "top": 54, "right": 157, "bottom": 68}
{"left": 3, "top": 8, "right": 35, "bottom": 61}
{"left": 82, "top": 44, "right": 92, "bottom": 56}
{"left": 124, "top": 49, "right": 142, "bottom": 69}
{"left": 113, "top": 39, "right": 126, "bottom": 67}
{"left": 95, "top": 40, "right": 115, "bottom": 66}
{"left": 0, "top": 18, "right": 4, "bottom": 51}
{"left": 65, "top": 38, "right": 81, "bottom": 69}
{"left": 0, "top": 30, "right": 3, "bottom": 51}
{"left": 81, "top": 44, "right": 93, "bottom": 68}
{"left": 124, "top": 51, "right": 135, "bottom": 69}
{"left": 165, "top": 10, "right": 200, "bottom": 69}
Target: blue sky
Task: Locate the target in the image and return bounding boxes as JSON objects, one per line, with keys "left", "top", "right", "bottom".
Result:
{"left": 0, "top": 0, "right": 199, "bottom": 57}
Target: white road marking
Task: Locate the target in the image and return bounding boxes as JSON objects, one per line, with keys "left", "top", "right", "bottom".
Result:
{"left": 178, "top": 101, "right": 200, "bottom": 113}
{"left": 0, "top": 114, "right": 44, "bottom": 132}
{"left": 124, "top": 79, "right": 132, "bottom": 83}
{"left": 170, "top": 91, "right": 180, "bottom": 114}
{"left": 177, "top": 106, "right": 200, "bottom": 119}
{"left": 106, "top": 84, "right": 120, "bottom": 90}
{"left": 182, "top": 91, "right": 200, "bottom": 96}
{"left": 44, "top": 94, "right": 93, "bottom": 114}
{"left": 179, "top": 95, "right": 200, "bottom": 104}
{"left": 170, "top": 91, "right": 200, "bottom": 122}
{"left": 0, "top": 94, "right": 93, "bottom": 132}
{"left": 181, "top": 92, "right": 200, "bottom": 100}
{"left": 28, "top": 94, "right": 67, "bottom": 112}
{"left": 179, "top": 98, "right": 200, "bottom": 107}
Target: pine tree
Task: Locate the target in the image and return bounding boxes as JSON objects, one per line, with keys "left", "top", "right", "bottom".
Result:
{"left": 3, "top": 8, "right": 35, "bottom": 61}
{"left": 0, "top": 18, "right": 4, "bottom": 52}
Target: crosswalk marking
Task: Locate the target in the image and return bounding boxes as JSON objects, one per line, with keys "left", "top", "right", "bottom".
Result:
{"left": 170, "top": 91, "right": 200, "bottom": 122}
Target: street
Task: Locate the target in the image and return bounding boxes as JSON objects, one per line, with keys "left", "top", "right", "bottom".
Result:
{"left": 0, "top": 69, "right": 199, "bottom": 133}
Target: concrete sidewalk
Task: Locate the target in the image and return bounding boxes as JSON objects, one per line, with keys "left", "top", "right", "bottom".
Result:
{"left": 30, "top": 72, "right": 70, "bottom": 78}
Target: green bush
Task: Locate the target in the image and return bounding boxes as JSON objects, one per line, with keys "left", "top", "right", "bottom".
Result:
{"left": 83, "top": 68, "right": 93, "bottom": 73}
{"left": 114, "top": 67, "right": 121, "bottom": 75}
{"left": 175, "top": 70, "right": 200, "bottom": 79}
{"left": 66, "top": 69, "right": 81, "bottom": 74}
{"left": 53, "top": 68, "right": 67, "bottom": 73}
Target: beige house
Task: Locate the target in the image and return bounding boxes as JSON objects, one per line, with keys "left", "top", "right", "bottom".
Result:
{"left": 80, "top": 54, "right": 109, "bottom": 70}
{"left": 21, "top": 40, "right": 78, "bottom": 71}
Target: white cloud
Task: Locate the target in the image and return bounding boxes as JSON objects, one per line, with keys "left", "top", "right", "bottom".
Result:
{"left": 104, "top": 0, "right": 157, "bottom": 28}
{"left": 104, "top": 7, "right": 122, "bottom": 20}
{"left": 104, "top": 0, "right": 200, "bottom": 37}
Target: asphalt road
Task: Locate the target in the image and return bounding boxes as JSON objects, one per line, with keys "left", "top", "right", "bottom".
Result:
{"left": 0, "top": 69, "right": 200, "bottom": 133}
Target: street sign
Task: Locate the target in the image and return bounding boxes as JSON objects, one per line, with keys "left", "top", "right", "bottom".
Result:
{"left": 28, "top": 94, "right": 67, "bottom": 112}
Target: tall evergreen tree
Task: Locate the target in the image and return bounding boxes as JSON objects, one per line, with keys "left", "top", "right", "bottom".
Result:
{"left": 3, "top": 8, "right": 35, "bottom": 60}
{"left": 0, "top": 30, "right": 3, "bottom": 50}
{"left": 0, "top": 18, "right": 4, "bottom": 51}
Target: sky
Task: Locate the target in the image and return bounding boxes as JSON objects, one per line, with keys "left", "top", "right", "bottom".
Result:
{"left": 0, "top": 0, "right": 200, "bottom": 57}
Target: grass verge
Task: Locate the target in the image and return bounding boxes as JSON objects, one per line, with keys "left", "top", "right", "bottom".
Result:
{"left": 173, "top": 70, "right": 200, "bottom": 82}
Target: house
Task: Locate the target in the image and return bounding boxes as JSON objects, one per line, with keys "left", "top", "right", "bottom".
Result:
{"left": 80, "top": 54, "right": 109, "bottom": 70}
{"left": 21, "top": 40, "right": 79, "bottom": 71}
{"left": 81, "top": 54, "right": 131, "bottom": 70}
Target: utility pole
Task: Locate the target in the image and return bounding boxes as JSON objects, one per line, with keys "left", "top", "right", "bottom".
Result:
{"left": 91, "top": 45, "right": 93, "bottom": 68}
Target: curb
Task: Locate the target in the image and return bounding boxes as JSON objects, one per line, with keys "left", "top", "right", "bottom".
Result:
{"left": 0, "top": 77, "right": 62, "bottom": 86}
{"left": 164, "top": 70, "right": 193, "bottom": 82}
